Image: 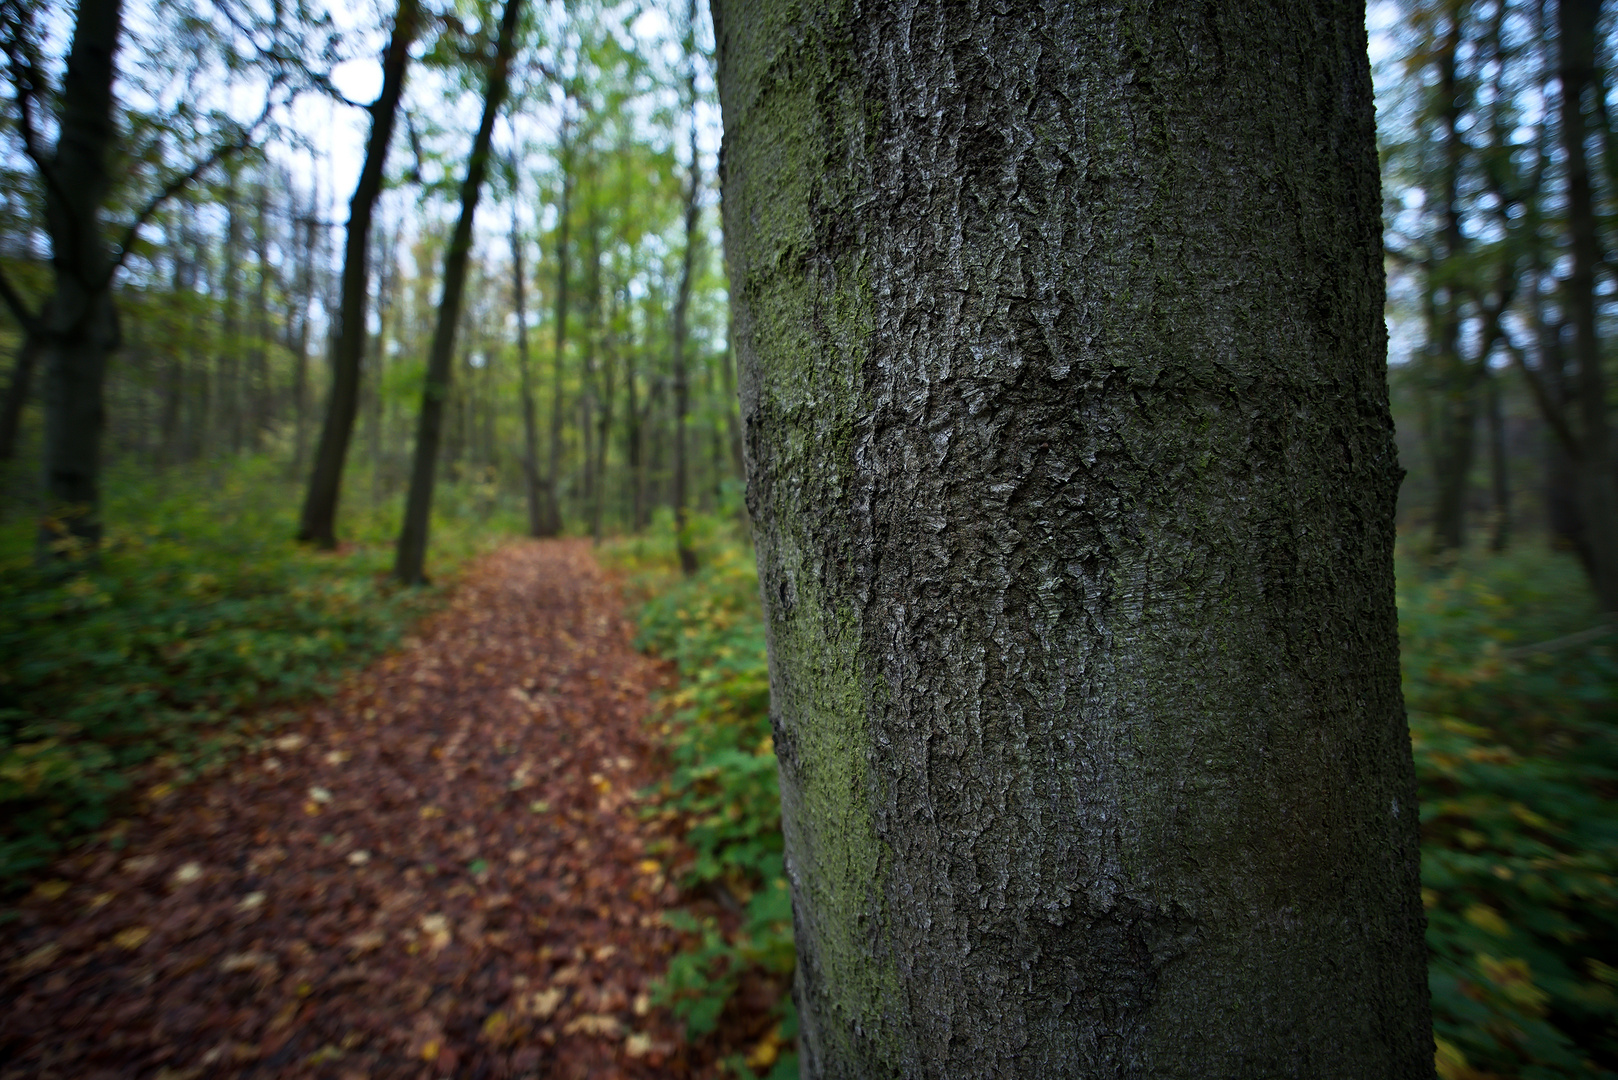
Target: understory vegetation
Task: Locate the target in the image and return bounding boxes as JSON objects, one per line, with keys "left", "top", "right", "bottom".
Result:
{"left": 619, "top": 526, "right": 1618, "bottom": 1080}
{"left": 0, "top": 458, "right": 514, "bottom": 885}
{"left": 607, "top": 514, "right": 796, "bottom": 1080}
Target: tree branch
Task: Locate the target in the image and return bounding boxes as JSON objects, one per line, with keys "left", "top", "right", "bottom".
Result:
{"left": 104, "top": 90, "right": 280, "bottom": 286}
{"left": 1500, "top": 327, "right": 1582, "bottom": 460}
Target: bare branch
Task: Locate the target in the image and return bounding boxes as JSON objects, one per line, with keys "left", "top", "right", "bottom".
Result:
{"left": 1500, "top": 327, "right": 1582, "bottom": 460}
{"left": 104, "top": 89, "right": 281, "bottom": 285}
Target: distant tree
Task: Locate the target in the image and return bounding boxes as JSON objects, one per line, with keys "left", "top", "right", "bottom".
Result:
{"left": 394, "top": 0, "right": 523, "bottom": 585}
{"left": 298, "top": 0, "right": 421, "bottom": 548}
{"left": 714, "top": 0, "right": 1432, "bottom": 1073}
{"left": 0, "top": 0, "right": 287, "bottom": 554}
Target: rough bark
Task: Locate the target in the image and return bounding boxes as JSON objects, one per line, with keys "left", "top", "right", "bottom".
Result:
{"left": 392, "top": 0, "right": 521, "bottom": 586}
{"left": 712, "top": 1, "right": 1431, "bottom": 1075}
{"left": 297, "top": 0, "right": 419, "bottom": 548}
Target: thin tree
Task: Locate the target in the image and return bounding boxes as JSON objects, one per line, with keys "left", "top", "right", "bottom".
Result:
{"left": 507, "top": 166, "right": 544, "bottom": 537}
{"left": 543, "top": 102, "right": 572, "bottom": 538}
{"left": 713, "top": 0, "right": 1431, "bottom": 1072}
{"left": 669, "top": 0, "right": 700, "bottom": 575}
{"left": 393, "top": 0, "right": 523, "bottom": 585}
{"left": 297, "top": 0, "right": 420, "bottom": 548}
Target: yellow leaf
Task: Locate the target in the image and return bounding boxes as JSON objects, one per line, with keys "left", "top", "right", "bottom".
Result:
{"left": 303, "top": 801, "right": 321, "bottom": 816}
{"left": 563, "top": 1014, "right": 623, "bottom": 1038}
{"left": 1478, "top": 954, "right": 1549, "bottom": 1015}
{"left": 624, "top": 1032, "right": 653, "bottom": 1058}
{"left": 420, "top": 1039, "right": 441, "bottom": 1062}
{"left": 420, "top": 805, "right": 443, "bottom": 820}
{"left": 637, "top": 859, "right": 662, "bottom": 876}
{"left": 528, "top": 988, "right": 564, "bottom": 1018}
{"left": 1464, "top": 904, "right": 1511, "bottom": 938}
{"left": 1434, "top": 1036, "right": 1469, "bottom": 1080}
{"left": 13, "top": 941, "right": 61, "bottom": 975}
{"left": 113, "top": 926, "right": 152, "bottom": 950}
{"left": 170, "top": 861, "right": 203, "bottom": 886}
{"left": 31, "top": 879, "right": 70, "bottom": 902}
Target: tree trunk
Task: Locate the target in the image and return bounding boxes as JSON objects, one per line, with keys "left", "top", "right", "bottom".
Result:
{"left": 543, "top": 108, "right": 572, "bottom": 538}
{"left": 1487, "top": 366, "right": 1510, "bottom": 552}
{"left": 0, "top": 334, "right": 41, "bottom": 462}
{"left": 37, "top": 0, "right": 123, "bottom": 553}
{"left": 248, "top": 178, "right": 271, "bottom": 454}
{"left": 297, "top": 0, "right": 419, "bottom": 548}
{"left": 671, "top": 0, "right": 700, "bottom": 576}
{"left": 1557, "top": 0, "right": 1618, "bottom": 610}
{"left": 510, "top": 204, "right": 544, "bottom": 537}
{"left": 218, "top": 172, "right": 244, "bottom": 455}
{"left": 712, "top": 1, "right": 1431, "bottom": 1074}
{"left": 393, "top": 0, "right": 522, "bottom": 585}
{"left": 290, "top": 204, "right": 318, "bottom": 476}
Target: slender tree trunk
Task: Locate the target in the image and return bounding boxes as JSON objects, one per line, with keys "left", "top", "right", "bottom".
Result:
{"left": 297, "top": 0, "right": 419, "bottom": 548}
{"left": 290, "top": 207, "right": 317, "bottom": 475}
{"left": 1558, "top": 0, "right": 1618, "bottom": 610}
{"left": 218, "top": 172, "right": 244, "bottom": 455}
{"left": 1487, "top": 366, "right": 1511, "bottom": 552}
{"left": 0, "top": 334, "right": 40, "bottom": 461}
{"left": 626, "top": 330, "right": 644, "bottom": 531}
{"left": 509, "top": 205, "right": 544, "bottom": 537}
{"left": 248, "top": 178, "right": 271, "bottom": 453}
{"left": 393, "top": 0, "right": 522, "bottom": 585}
{"left": 593, "top": 287, "right": 617, "bottom": 542}
{"left": 542, "top": 108, "right": 572, "bottom": 538}
{"left": 713, "top": 1, "right": 1431, "bottom": 1073}
{"left": 1427, "top": 9, "right": 1475, "bottom": 556}
{"left": 671, "top": 0, "right": 701, "bottom": 576}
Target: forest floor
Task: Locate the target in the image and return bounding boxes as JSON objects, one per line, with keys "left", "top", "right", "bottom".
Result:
{"left": 0, "top": 539, "right": 769, "bottom": 1079}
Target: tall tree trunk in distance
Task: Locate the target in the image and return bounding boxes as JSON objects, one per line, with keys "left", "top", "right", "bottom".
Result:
{"left": 218, "top": 170, "right": 244, "bottom": 455}
{"left": 1487, "top": 365, "right": 1511, "bottom": 552}
{"left": 0, "top": 334, "right": 41, "bottom": 461}
{"left": 713, "top": 0, "right": 1431, "bottom": 1073}
{"left": 1427, "top": 8, "right": 1476, "bottom": 556}
{"left": 510, "top": 203, "right": 544, "bottom": 537}
{"left": 625, "top": 319, "right": 644, "bottom": 531}
{"left": 670, "top": 0, "right": 700, "bottom": 576}
{"left": 248, "top": 178, "right": 271, "bottom": 454}
{"left": 290, "top": 203, "right": 317, "bottom": 476}
{"left": 581, "top": 208, "right": 604, "bottom": 541}
{"left": 36, "top": 0, "right": 123, "bottom": 553}
{"left": 1558, "top": 0, "right": 1618, "bottom": 610}
{"left": 543, "top": 106, "right": 572, "bottom": 538}
{"left": 593, "top": 286, "right": 617, "bottom": 542}
{"left": 298, "top": 0, "right": 420, "bottom": 548}
{"left": 393, "top": 0, "right": 522, "bottom": 585}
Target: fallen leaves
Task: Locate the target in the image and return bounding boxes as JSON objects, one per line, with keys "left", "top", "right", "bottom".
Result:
{"left": 0, "top": 541, "right": 760, "bottom": 1078}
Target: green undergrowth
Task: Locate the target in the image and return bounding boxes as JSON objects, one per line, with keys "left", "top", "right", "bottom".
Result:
{"left": 607, "top": 511, "right": 796, "bottom": 1080}
{"left": 617, "top": 522, "right": 1617, "bottom": 1079}
{"left": 0, "top": 457, "right": 513, "bottom": 889}
{"left": 1400, "top": 544, "right": 1618, "bottom": 1080}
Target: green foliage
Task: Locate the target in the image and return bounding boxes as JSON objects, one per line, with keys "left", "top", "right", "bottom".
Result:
{"left": 608, "top": 517, "right": 795, "bottom": 1074}
{"left": 622, "top": 524, "right": 1617, "bottom": 1079}
{"left": 1400, "top": 545, "right": 1618, "bottom": 1079}
{"left": 0, "top": 457, "right": 504, "bottom": 887}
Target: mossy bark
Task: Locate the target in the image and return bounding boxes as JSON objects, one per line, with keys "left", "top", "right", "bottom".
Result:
{"left": 712, "top": 1, "right": 1432, "bottom": 1076}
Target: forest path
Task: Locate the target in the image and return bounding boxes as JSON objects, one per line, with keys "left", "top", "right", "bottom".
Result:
{"left": 2, "top": 539, "right": 701, "bottom": 1080}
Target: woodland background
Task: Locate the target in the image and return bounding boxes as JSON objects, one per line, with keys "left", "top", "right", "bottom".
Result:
{"left": 0, "top": 1, "right": 1613, "bottom": 1078}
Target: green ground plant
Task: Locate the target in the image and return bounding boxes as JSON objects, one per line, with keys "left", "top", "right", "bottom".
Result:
{"left": 621, "top": 528, "right": 1618, "bottom": 1080}
{"left": 607, "top": 513, "right": 796, "bottom": 1080}
{"left": 1401, "top": 546, "right": 1618, "bottom": 1080}
{"left": 0, "top": 457, "right": 513, "bottom": 887}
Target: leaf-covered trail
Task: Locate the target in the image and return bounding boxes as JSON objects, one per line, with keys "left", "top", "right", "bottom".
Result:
{"left": 2, "top": 539, "right": 710, "bottom": 1079}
